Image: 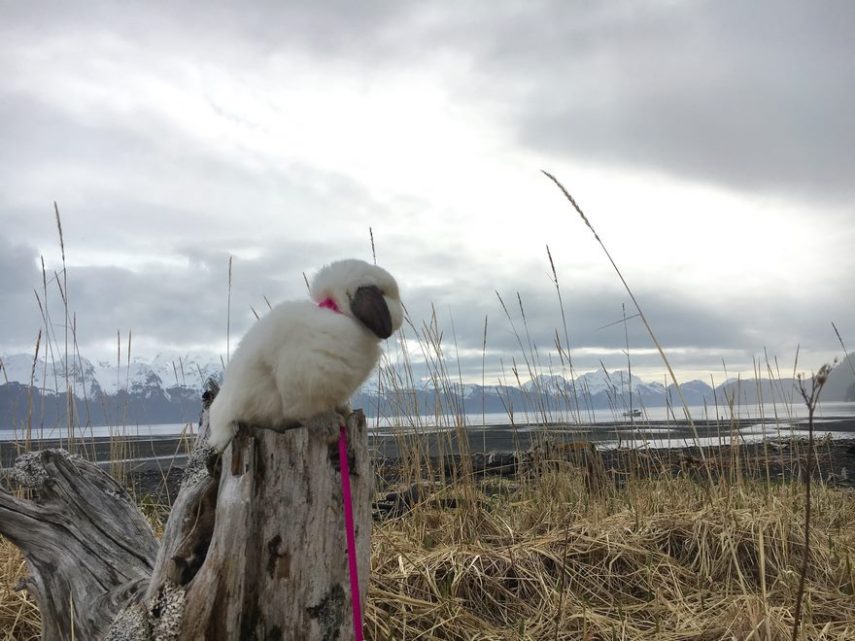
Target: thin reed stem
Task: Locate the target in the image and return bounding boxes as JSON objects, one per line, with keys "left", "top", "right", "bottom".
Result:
{"left": 792, "top": 363, "right": 832, "bottom": 641}
{"left": 542, "top": 170, "right": 713, "bottom": 484}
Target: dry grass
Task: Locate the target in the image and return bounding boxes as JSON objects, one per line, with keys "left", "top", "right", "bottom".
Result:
{"left": 4, "top": 465, "right": 853, "bottom": 639}
{"left": 0, "top": 537, "right": 39, "bottom": 641}
{"left": 366, "top": 471, "right": 855, "bottom": 641}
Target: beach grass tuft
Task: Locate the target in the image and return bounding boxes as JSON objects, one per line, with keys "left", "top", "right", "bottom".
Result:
{"left": 366, "top": 471, "right": 855, "bottom": 640}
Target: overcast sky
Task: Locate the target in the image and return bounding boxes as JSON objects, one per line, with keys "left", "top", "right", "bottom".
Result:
{"left": 1, "top": 0, "right": 853, "bottom": 385}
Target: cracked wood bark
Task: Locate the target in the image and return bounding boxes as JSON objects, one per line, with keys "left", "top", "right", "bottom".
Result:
{"left": 140, "top": 408, "right": 372, "bottom": 641}
{"left": 1, "top": 394, "right": 371, "bottom": 641}
{"left": 0, "top": 449, "right": 158, "bottom": 640}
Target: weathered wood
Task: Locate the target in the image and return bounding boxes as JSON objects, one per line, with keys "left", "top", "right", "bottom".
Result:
{"left": 0, "top": 449, "right": 158, "bottom": 640}
{"left": 175, "top": 411, "right": 370, "bottom": 640}
{"left": 1, "top": 395, "right": 372, "bottom": 641}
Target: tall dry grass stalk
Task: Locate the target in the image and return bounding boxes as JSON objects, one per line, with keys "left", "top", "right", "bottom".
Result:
{"left": 542, "top": 171, "right": 712, "bottom": 479}
{"left": 832, "top": 322, "right": 855, "bottom": 383}
{"left": 227, "top": 255, "right": 233, "bottom": 365}
{"left": 53, "top": 203, "right": 73, "bottom": 451}
{"left": 791, "top": 364, "right": 833, "bottom": 641}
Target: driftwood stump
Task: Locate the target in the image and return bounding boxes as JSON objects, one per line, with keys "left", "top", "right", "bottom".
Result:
{"left": 0, "top": 394, "right": 371, "bottom": 641}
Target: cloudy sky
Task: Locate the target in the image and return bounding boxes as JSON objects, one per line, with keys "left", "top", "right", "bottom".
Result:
{"left": 1, "top": 0, "right": 853, "bottom": 386}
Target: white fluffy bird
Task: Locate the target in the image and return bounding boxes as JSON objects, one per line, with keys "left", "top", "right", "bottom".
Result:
{"left": 208, "top": 259, "right": 403, "bottom": 452}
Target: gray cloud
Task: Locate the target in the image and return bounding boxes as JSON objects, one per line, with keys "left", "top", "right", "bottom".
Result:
{"left": 1, "top": 0, "right": 410, "bottom": 66}
{"left": 406, "top": 277, "right": 787, "bottom": 362}
{"left": 395, "top": 245, "right": 855, "bottom": 380}
{"left": 0, "top": 238, "right": 44, "bottom": 352}
{"left": 0, "top": 239, "right": 349, "bottom": 358}
{"left": 2, "top": 226, "right": 850, "bottom": 381}
{"left": 5, "top": 2, "right": 852, "bottom": 205}
{"left": 0, "top": 90, "right": 384, "bottom": 248}
{"left": 456, "top": 1, "right": 855, "bottom": 203}
{"left": 1, "top": 1, "right": 852, "bottom": 381}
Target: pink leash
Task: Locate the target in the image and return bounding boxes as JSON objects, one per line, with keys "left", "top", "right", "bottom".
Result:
{"left": 318, "top": 297, "right": 364, "bottom": 640}
{"left": 338, "top": 425, "right": 364, "bottom": 641}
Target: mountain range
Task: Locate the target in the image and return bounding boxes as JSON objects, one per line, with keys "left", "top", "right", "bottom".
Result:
{"left": 1, "top": 352, "right": 853, "bottom": 428}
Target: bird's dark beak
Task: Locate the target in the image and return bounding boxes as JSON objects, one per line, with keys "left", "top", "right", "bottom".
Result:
{"left": 350, "top": 285, "right": 393, "bottom": 339}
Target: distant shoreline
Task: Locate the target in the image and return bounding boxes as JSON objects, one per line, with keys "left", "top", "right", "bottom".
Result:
{"left": 4, "top": 417, "right": 854, "bottom": 506}
{"left": 2, "top": 398, "right": 853, "bottom": 442}
{"left": 3, "top": 415, "right": 855, "bottom": 470}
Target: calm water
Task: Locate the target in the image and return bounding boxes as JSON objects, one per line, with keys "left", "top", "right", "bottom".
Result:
{"left": 0, "top": 422, "right": 198, "bottom": 442}
{"left": 2, "top": 402, "right": 854, "bottom": 443}
{"left": 368, "top": 401, "right": 855, "bottom": 428}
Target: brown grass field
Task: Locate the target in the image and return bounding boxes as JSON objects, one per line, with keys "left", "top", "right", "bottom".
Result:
{"left": 3, "top": 446, "right": 855, "bottom": 640}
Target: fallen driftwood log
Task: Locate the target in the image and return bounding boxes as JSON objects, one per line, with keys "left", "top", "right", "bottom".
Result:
{"left": 0, "top": 390, "right": 371, "bottom": 641}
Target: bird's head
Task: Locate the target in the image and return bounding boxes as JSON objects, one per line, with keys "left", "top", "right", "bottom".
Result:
{"left": 310, "top": 259, "right": 404, "bottom": 339}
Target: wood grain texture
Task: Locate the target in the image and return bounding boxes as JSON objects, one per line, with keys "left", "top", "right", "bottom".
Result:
{"left": 2, "top": 393, "right": 371, "bottom": 641}
{"left": 0, "top": 449, "right": 158, "bottom": 640}
{"left": 177, "top": 410, "right": 370, "bottom": 640}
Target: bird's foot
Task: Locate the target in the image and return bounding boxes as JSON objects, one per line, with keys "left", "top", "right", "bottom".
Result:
{"left": 334, "top": 404, "right": 352, "bottom": 425}
{"left": 207, "top": 420, "right": 235, "bottom": 453}
{"left": 306, "top": 410, "right": 348, "bottom": 444}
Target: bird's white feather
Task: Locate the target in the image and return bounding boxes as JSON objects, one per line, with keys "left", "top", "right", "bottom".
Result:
{"left": 208, "top": 259, "right": 402, "bottom": 452}
{"left": 310, "top": 258, "right": 404, "bottom": 331}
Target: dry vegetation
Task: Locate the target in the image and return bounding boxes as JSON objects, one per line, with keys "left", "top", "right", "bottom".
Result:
{"left": 1, "top": 536, "right": 39, "bottom": 640}
{"left": 367, "top": 469, "right": 855, "bottom": 640}
{"left": 3, "top": 461, "right": 855, "bottom": 640}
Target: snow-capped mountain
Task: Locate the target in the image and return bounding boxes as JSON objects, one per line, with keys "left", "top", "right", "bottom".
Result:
{"left": 0, "top": 353, "right": 106, "bottom": 398}
{"left": 524, "top": 371, "right": 659, "bottom": 397}
{"left": 0, "top": 351, "right": 225, "bottom": 428}
{"left": 0, "top": 352, "right": 223, "bottom": 398}
{"left": 520, "top": 371, "right": 715, "bottom": 407}
{"left": 2, "top": 353, "right": 852, "bottom": 428}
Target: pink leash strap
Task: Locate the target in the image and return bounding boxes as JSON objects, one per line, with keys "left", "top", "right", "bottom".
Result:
{"left": 338, "top": 424, "right": 364, "bottom": 641}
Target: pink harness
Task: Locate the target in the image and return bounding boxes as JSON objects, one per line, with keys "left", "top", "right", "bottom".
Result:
{"left": 318, "top": 297, "right": 364, "bottom": 641}
{"left": 318, "top": 297, "right": 340, "bottom": 313}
